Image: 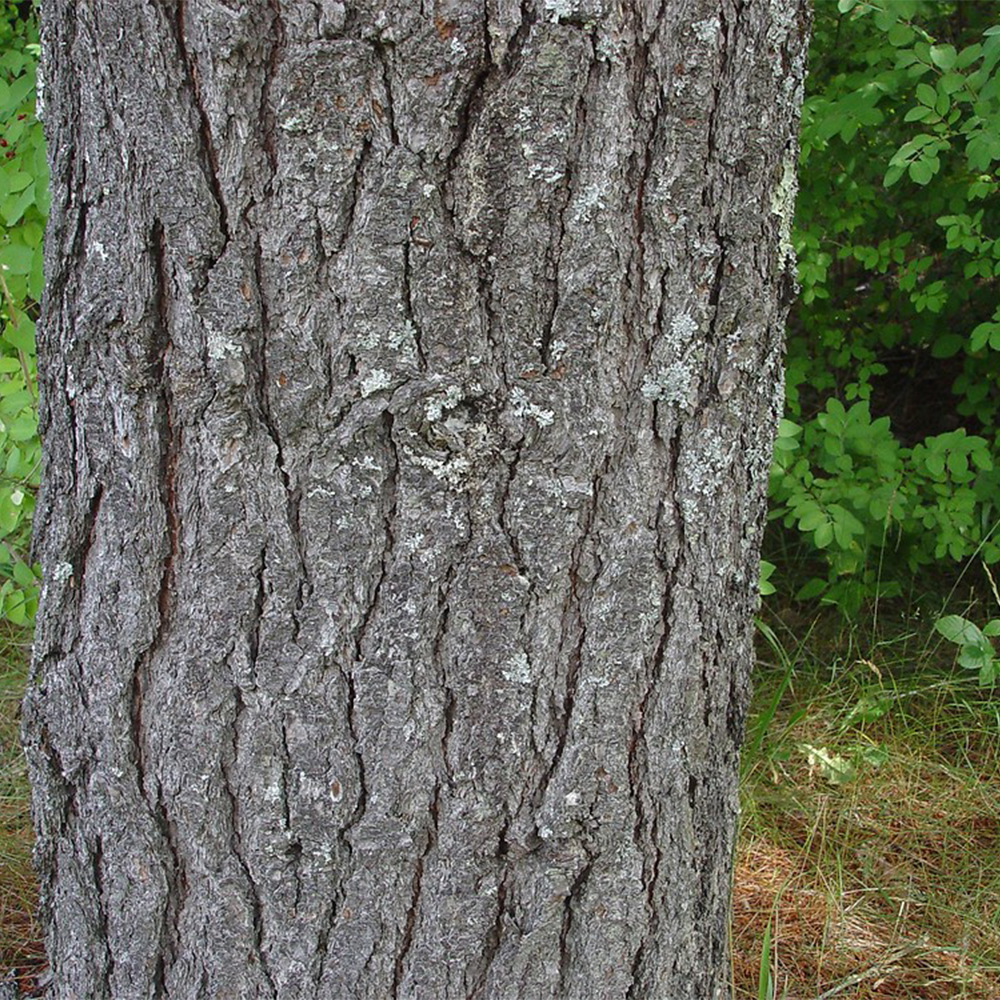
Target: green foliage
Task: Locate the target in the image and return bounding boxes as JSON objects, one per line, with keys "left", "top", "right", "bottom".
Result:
{"left": 756, "top": 920, "right": 774, "bottom": 1000}
{"left": 935, "top": 612, "right": 1000, "bottom": 685}
{"left": 771, "top": 1, "right": 1000, "bottom": 613}
{"left": 0, "top": 5, "right": 42, "bottom": 625}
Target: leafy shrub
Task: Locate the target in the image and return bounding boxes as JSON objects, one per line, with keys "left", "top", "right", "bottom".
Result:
{"left": 0, "top": 4, "right": 42, "bottom": 624}
{"left": 770, "top": 0, "right": 1000, "bottom": 613}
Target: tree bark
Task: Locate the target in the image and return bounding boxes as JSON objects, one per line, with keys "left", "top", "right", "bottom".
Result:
{"left": 24, "top": 1, "right": 808, "bottom": 997}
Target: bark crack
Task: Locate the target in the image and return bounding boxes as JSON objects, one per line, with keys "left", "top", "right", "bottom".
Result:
{"left": 222, "top": 686, "right": 278, "bottom": 998}
{"left": 557, "top": 856, "right": 594, "bottom": 993}
{"left": 466, "top": 856, "right": 511, "bottom": 1000}
{"left": 497, "top": 438, "right": 527, "bottom": 580}
{"left": 432, "top": 560, "right": 459, "bottom": 786}
{"left": 391, "top": 783, "right": 440, "bottom": 998}
{"left": 92, "top": 834, "right": 114, "bottom": 989}
{"left": 172, "top": 0, "right": 230, "bottom": 251}
{"left": 73, "top": 484, "right": 103, "bottom": 584}
{"left": 333, "top": 133, "right": 372, "bottom": 255}
{"left": 626, "top": 426, "right": 683, "bottom": 998}
{"left": 155, "top": 795, "right": 189, "bottom": 996}
{"left": 372, "top": 39, "right": 400, "bottom": 147}
{"left": 401, "top": 240, "right": 428, "bottom": 370}
{"left": 131, "top": 219, "right": 180, "bottom": 815}
{"left": 247, "top": 547, "right": 268, "bottom": 686}
{"left": 540, "top": 31, "right": 598, "bottom": 370}
{"left": 532, "top": 457, "right": 606, "bottom": 818}
{"left": 343, "top": 412, "right": 398, "bottom": 857}
{"left": 260, "top": 0, "right": 285, "bottom": 182}
{"left": 253, "top": 240, "right": 311, "bottom": 633}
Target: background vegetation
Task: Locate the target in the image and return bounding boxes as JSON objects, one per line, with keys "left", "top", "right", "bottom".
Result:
{"left": 1, "top": 1, "right": 1000, "bottom": 997}
{"left": 769, "top": 0, "right": 1000, "bottom": 621}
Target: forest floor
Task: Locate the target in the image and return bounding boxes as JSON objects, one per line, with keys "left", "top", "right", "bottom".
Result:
{"left": 0, "top": 627, "right": 41, "bottom": 997}
{"left": 1, "top": 604, "right": 998, "bottom": 999}
{"left": 731, "top": 596, "right": 1000, "bottom": 1000}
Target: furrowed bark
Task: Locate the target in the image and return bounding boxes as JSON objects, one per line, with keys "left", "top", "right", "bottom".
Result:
{"left": 24, "top": 1, "right": 809, "bottom": 997}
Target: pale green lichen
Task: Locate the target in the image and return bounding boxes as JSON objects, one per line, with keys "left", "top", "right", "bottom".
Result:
{"left": 403, "top": 447, "right": 473, "bottom": 487}
{"left": 692, "top": 16, "right": 720, "bottom": 43}
{"left": 360, "top": 368, "right": 392, "bottom": 397}
{"left": 542, "top": 0, "right": 574, "bottom": 24}
{"left": 207, "top": 329, "right": 241, "bottom": 361}
{"left": 679, "top": 427, "right": 734, "bottom": 526}
{"left": 388, "top": 321, "right": 419, "bottom": 355}
{"left": 502, "top": 651, "right": 532, "bottom": 684}
{"left": 510, "top": 387, "right": 555, "bottom": 427}
{"left": 425, "top": 385, "right": 463, "bottom": 422}
{"left": 640, "top": 313, "right": 702, "bottom": 406}
{"left": 771, "top": 152, "right": 799, "bottom": 273}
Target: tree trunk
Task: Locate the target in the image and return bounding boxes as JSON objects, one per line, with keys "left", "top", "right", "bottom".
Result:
{"left": 23, "top": 1, "right": 808, "bottom": 997}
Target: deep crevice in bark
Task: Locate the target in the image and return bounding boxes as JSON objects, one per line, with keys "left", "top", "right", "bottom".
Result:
{"left": 74, "top": 483, "right": 103, "bottom": 583}
{"left": 171, "top": 0, "right": 230, "bottom": 252}
{"left": 372, "top": 39, "right": 401, "bottom": 148}
{"left": 391, "top": 782, "right": 440, "bottom": 998}
{"left": 401, "top": 240, "right": 428, "bottom": 370}
{"left": 222, "top": 686, "right": 279, "bottom": 998}
{"left": 260, "top": 0, "right": 285, "bottom": 181}
{"left": 557, "top": 854, "right": 594, "bottom": 992}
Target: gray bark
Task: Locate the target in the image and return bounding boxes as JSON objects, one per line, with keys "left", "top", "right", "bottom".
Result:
{"left": 23, "top": 1, "right": 808, "bottom": 997}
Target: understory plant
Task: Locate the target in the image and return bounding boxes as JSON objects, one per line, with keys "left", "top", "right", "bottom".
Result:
{"left": 769, "top": 0, "right": 1000, "bottom": 615}
{"left": 0, "top": 3, "right": 41, "bottom": 624}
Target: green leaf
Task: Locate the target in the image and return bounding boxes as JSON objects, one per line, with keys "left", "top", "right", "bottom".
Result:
{"left": 947, "top": 450, "right": 969, "bottom": 477}
{"left": 888, "top": 23, "right": 915, "bottom": 47}
{"left": 798, "top": 508, "right": 828, "bottom": 532}
{"left": 795, "top": 578, "right": 827, "bottom": 602}
{"left": 959, "top": 644, "right": 991, "bottom": 671}
{"left": 940, "top": 72, "right": 966, "bottom": 94}
{"left": 930, "top": 44, "right": 957, "bottom": 70}
{"left": 814, "top": 521, "right": 834, "bottom": 549}
{"left": 12, "top": 559, "right": 34, "bottom": 588}
{"left": 3, "top": 318, "right": 33, "bottom": 354}
{"left": 0, "top": 242, "right": 33, "bottom": 276}
{"left": 931, "top": 333, "right": 964, "bottom": 358}
{"left": 958, "top": 43, "right": 983, "bottom": 69}
{"left": 758, "top": 560, "right": 776, "bottom": 597}
{"left": 860, "top": 745, "right": 889, "bottom": 767}
{"left": 1, "top": 186, "right": 34, "bottom": 226}
{"left": 757, "top": 922, "right": 772, "bottom": 1000}
{"left": 935, "top": 614, "right": 985, "bottom": 646}
{"left": 909, "top": 158, "right": 933, "bottom": 184}
{"left": 883, "top": 163, "right": 905, "bottom": 186}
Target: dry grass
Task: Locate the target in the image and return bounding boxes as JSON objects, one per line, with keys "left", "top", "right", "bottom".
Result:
{"left": 732, "top": 605, "right": 1000, "bottom": 999}
{"left": 0, "top": 632, "right": 43, "bottom": 994}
